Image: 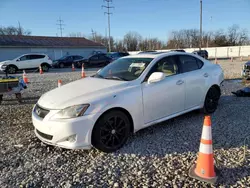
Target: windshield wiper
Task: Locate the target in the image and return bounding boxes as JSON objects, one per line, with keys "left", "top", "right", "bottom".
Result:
{"left": 104, "top": 76, "right": 128, "bottom": 81}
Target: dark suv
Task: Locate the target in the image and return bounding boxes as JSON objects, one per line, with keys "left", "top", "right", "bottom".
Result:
{"left": 192, "top": 50, "right": 208, "bottom": 59}
{"left": 52, "top": 55, "right": 84, "bottom": 68}
{"left": 75, "top": 53, "right": 112, "bottom": 67}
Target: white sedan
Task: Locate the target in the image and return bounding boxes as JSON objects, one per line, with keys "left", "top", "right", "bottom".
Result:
{"left": 32, "top": 52, "right": 224, "bottom": 153}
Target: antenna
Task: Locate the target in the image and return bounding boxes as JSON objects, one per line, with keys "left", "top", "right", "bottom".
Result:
{"left": 102, "top": 0, "right": 114, "bottom": 52}
{"left": 56, "top": 17, "right": 65, "bottom": 37}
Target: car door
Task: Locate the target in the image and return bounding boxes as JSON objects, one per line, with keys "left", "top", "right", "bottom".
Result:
{"left": 89, "top": 55, "right": 99, "bottom": 66}
{"left": 177, "top": 55, "right": 206, "bottom": 110}
{"left": 142, "top": 55, "right": 185, "bottom": 124}
{"left": 29, "top": 55, "right": 45, "bottom": 68}
{"left": 65, "top": 56, "right": 73, "bottom": 66}
{"left": 18, "top": 55, "right": 32, "bottom": 69}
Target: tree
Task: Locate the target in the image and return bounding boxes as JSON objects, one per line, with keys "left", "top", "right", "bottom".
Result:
{"left": 123, "top": 32, "right": 142, "bottom": 51}
{"left": 0, "top": 25, "right": 31, "bottom": 35}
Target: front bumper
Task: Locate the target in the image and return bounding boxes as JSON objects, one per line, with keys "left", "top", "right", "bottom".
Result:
{"left": 0, "top": 65, "right": 7, "bottom": 72}
{"left": 32, "top": 105, "right": 97, "bottom": 150}
{"left": 242, "top": 69, "right": 250, "bottom": 78}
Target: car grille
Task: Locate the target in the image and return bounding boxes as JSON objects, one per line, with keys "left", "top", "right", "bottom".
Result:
{"left": 34, "top": 104, "right": 50, "bottom": 118}
{"left": 36, "top": 129, "right": 53, "bottom": 140}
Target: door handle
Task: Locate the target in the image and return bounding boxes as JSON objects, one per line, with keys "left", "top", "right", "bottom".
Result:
{"left": 203, "top": 73, "right": 209, "bottom": 77}
{"left": 176, "top": 80, "right": 184, "bottom": 85}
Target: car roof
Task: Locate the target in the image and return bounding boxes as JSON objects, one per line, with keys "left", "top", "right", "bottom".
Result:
{"left": 123, "top": 51, "right": 193, "bottom": 59}
{"left": 20, "top": 53, "right": 47, "bottom": 56}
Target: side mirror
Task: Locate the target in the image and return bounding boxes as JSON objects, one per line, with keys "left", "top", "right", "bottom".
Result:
{"left": 16, "top": 59, "right": 20, "bottom": 61}
{"left": 147, "top": 72, "right": 165, "bottom": 84}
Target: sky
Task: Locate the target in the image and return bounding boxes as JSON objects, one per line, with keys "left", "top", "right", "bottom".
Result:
{"left": 0, "top": 0, "right": 249, "bottom": 41}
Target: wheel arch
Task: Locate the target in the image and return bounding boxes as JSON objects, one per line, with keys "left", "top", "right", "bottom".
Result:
{"left": 40, "top": 62, "right": 50, "bottom": 66}
{"left": 7, "top": 64, "right": 18, "bottom": 69}
{"left": 92, "top": 107, "right": 134, "bottom": 135}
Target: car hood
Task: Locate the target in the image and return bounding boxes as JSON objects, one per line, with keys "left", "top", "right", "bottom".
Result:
{"left": 0, "top": 60, "right": 11, "bottom": 65}
{"left": 38, "top": 77, "right": 129, "bottom": 109}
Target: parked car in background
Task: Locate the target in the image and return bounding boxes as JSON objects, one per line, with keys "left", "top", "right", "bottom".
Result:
{"left": 192, "top": 50, "right": 209, "bottom": 59}
{"left": 171, "top": 49, "right": 186, "bottom": 52}
{"left": 52, "top": 55, "right": 84, "bottom": 68}
{"left": 0, "top": 53, "right": 52, "bottom": 74}
{"left": 74, "top": 53, "right": 112, "bottom": 68}
{"left": 138, "top": 50, "right": 157, "bottom": 54}
{"left": 241, "top": 61, "right": 250, "bottom": 79}
{"left": 107, "top": 52, "right": 130, "bottom": 61}
{"left": 32, "top": 51, "right": 224, "bottom": 152}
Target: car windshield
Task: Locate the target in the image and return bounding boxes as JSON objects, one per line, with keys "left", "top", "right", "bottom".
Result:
{"left": 93, "top": 57, "right": 153, "bottom": 81}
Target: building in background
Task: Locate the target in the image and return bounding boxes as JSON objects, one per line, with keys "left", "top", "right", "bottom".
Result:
{"left": 0, "top": 35, "right": 106, "bottom": 61}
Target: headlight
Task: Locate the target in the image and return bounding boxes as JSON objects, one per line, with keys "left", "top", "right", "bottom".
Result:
{"left": 51, "top": 104, "right": 89, "bottom": 119}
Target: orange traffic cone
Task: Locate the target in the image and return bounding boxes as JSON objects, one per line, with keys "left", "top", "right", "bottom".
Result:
{"left": 189, "top": 116, "right": 218, "bottom": 184}
{"left": 81, "top": 64, "right": 86, "bottom": 78}
{"left": 39, "top": 66, "right": 43, "bottom": 74}
{"left": 58, "top": 79, "right": 62, "bottom": 87}
{"left": 23, "top": 70, "right": 28, "bottom": 84}
{"left": 72, "top": 63, "right": 75, "bottom": 71}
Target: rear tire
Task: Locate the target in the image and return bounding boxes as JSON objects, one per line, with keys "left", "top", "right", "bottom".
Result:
{"left": 203, "top": 86, "right": 221, "bottom": 114}
{"left": 92, "top": 110, "right": 131, "bottom": 153}
{"left": 59, "top": 63, "right": 64, "bottom": 68}
{"left": 41, "top": 64, "right": 50, "bottom": 72}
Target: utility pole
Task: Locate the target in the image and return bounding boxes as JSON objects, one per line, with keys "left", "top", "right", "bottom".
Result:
{"left": 57, "top": 17, "right": 65, "bottom": 37}
{"left": 207, "top": 16, "right": 212, "bottom": 48}
{"left": 199, "top": 0, "right": 203, "bottom": 50}
{"left": 102, "top": 0, "right": 114, "bottom": 52}
{"left": 91, "top": 29, "right": 96, "bottom": 42}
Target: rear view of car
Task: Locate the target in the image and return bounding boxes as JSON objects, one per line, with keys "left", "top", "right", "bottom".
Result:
{"left": 192, "top": 50, "right": 208, "bottom": 59}
{"left": 241, "top": 61, "right": 250, "bottom": 79}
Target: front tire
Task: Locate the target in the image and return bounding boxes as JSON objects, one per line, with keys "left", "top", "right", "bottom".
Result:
{"left": 92, "top": 110, "right": 131, "bottom": 153}
{"left": 203, "top": 86, "right": 221, "bottom": 114}
{"left": 7, "top": 65, "right": 17, "bottom": 74}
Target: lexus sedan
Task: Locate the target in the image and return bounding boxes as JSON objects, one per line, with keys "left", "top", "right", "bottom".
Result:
{"left": 32, "top": 52, "right": 224, "bottom": 153}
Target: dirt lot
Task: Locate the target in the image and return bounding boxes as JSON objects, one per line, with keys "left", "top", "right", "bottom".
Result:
{"left": 0, "top": 64, "right": 250, "bottom": 187}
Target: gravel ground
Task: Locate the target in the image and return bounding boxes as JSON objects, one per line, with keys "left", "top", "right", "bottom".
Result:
{"left": 0, "top": 65, "right": 250, "bottom": 187}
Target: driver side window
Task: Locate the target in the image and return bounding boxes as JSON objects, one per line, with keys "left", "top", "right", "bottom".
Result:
{"left": 146, "top": 56, "right": 179, "bottom": 80}
{"left": 20, "top": 55, "right": 30, "bottom": 61}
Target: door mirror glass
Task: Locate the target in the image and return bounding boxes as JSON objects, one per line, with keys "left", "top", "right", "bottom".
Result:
{"left": 147, "top": 72, "right": 165, "bottom": 84}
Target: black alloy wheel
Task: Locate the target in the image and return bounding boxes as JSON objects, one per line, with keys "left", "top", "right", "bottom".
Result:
{"left": 203, "top": 87, "right": 221, "bottom": 114}
{"left": 92, "top": 110, "right": 131, "bottom": 153}
{"left": 42, "top": 64, "right": 49, "bottom": 72}
{"left": 7, "top": 65, "right": 17, "bottom": 74}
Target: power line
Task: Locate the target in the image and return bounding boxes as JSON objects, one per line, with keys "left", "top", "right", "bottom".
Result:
{"left": 56, "top": 17, "right": 65, "bottom": 37}
{"left": 102, "top": 0, "right": 114, "bottom": 52}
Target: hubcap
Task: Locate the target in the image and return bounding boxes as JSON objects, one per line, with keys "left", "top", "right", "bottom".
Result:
{"left": 9, "top": 67, "right": 15, "bottom": 73}
{"left": 100, "top": 116, "right": 127, "bottom": 148}
{"left": 43, "top": 66, "right": 48, "bottom": 71}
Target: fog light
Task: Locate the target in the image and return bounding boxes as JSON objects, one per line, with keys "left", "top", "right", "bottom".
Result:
{"left": 66, "top": 134, "right": 77, "bottom": 143}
